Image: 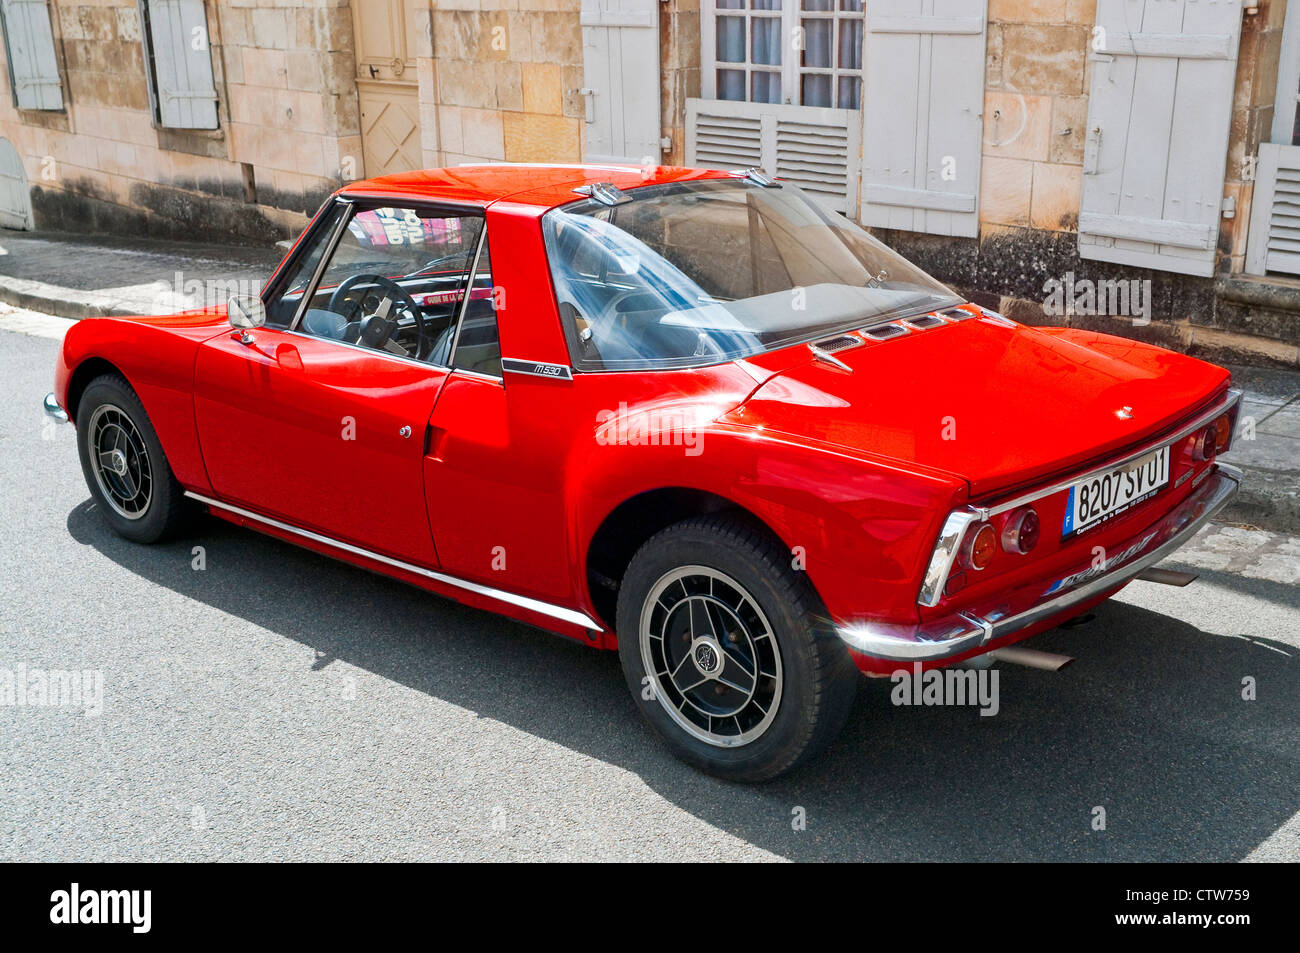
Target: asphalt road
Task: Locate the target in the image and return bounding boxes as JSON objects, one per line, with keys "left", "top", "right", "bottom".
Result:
{"left": 1, "top": 318, "right": 1297, "bottom": 862}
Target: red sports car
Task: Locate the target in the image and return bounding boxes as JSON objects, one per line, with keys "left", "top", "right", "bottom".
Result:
{"left": 45, "top": 164, "right": 1242, "bottom": 780}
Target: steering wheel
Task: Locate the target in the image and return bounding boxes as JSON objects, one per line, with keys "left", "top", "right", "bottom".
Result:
{"left": 328, "top": 273, "right": 429, "bottom": 358}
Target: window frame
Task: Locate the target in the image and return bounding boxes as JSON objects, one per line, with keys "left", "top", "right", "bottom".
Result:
{"left": 264, "top": 195, "right": 497, "bottom": 373}
{"left": 702, "top": 0, "right": 865, "bottom": 110}
{"left": 1272, "top": 0, "right": 1300, "bottom": 146}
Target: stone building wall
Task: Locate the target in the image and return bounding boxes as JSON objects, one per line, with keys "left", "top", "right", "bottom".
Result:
{"left": 424, "top": 0, "right": 585, "bottom": 166}
{"left": 0, "top": 0, "right": 361, "bottom": 243}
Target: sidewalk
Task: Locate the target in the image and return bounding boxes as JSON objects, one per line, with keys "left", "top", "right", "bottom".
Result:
{"left": 0, "top": 230, "right": 283, "bottom": 318}
{"left": 1, "top": 229, "right": 1297, "bottom": 533}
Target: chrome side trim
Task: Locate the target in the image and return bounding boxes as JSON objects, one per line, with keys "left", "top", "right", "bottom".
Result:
{"left": 43, "top": 393, "right": 68, "bottom": 423}
{"left": 807, "top": 343, "right": 852, "bottom": 372}
{"left": 280, "top": 327, "right": 449, "bottom": 372}
{"left": 978, "top": 388, "right": 1242, "bottom": 519}
{"left": 844, "top": 465, "right": 1240, "bottom": 662}
{"left": 918, "top": 509, "right": 981, "bottom": 607}
{"left": 183, "top": 491, "right": 604, "bottom": 632}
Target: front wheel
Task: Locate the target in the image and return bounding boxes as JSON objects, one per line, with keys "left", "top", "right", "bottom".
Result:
{"left": 616, "top": 515, "right": 859, "bottom": 782}
{"left": 75, "top": 373, "right": 193, "bottom": 543}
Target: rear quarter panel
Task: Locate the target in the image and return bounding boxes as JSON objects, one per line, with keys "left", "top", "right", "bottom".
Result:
{"left": 567, "top": 372, "right": 970, "bottom": 633}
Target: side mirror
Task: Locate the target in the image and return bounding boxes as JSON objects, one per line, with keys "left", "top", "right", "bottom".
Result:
{"left": 228, "top": 294, "right": 267, "bottom": 330}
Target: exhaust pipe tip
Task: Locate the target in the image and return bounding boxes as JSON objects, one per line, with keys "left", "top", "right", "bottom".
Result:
{"left": 988, "top": 646, "right": 1075, "bottom": 672}
{"left": 1136, "top": 567, "right": 1198, "bottom": 587}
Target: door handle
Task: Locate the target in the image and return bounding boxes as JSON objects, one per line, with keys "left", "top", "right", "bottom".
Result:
{"left": 424, "top": 424, "right": 447, "bottom": 460}
{"left": 275, "top": 342, "right": 303, "bottom": 371}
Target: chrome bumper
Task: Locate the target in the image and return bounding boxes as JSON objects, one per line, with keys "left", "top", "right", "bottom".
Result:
{"left": 43, "top": 393, "right": 68, "bottom": 423}
{"left": 838, "top": 463, "right": 1242, "bottom": 662}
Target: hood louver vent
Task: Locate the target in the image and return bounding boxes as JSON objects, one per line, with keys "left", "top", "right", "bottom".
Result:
{"left": 813, "top": 334, "right": 863, "bottom": 353}
{"left": 863, "top": 323, "right": 909, "bottom": 340}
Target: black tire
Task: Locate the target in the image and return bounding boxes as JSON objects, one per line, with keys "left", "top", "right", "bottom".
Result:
{"left": 616, "top": 514, "right": 858, "bottom": 782}
{"left": 75, "top": 373, "right": 192, "bottom": 543}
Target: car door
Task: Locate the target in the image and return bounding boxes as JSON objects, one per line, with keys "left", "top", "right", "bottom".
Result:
{"left": 193, "top": 199, "right": 487, "bottom": 566}
{"left": 421, "top": 238, "right": 578, "bottom": 605}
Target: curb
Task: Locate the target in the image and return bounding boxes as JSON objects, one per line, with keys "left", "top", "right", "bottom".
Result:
{"left": 0, "top": 275, "right": 142, "bottom": 319}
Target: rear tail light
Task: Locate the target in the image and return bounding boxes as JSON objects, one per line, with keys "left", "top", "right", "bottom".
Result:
{"left": 1001, "top": 506, "right": 1040, "bottom": 554}
{"left": 1194, "top": 424, "right": 1218, "bottom": 461}
{"left": 965, "top": 523, "right": 997, "bottom": 571}
{"left": 1214, "top": 413, "right": 1232, "bottom": 453}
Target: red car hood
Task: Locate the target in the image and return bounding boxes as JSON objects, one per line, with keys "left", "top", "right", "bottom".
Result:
{"left": 726, "top": 317, "right": 1231, "bottom": 499}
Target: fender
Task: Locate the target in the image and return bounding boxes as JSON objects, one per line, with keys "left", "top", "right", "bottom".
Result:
{"left": 57, "top": 308, "right": 229, "bottom": 495}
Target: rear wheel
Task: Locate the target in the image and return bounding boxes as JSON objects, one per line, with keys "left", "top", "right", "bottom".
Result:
{"left": 75, "top": 374, "right": 192, "bottom": 543}
{"left": 616, "top": 515, "right": 858, "bottom": 782}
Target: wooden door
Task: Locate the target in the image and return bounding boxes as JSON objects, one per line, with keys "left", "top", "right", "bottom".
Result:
{"left": 351, "top": 0, "right": 423, "bottom": 177}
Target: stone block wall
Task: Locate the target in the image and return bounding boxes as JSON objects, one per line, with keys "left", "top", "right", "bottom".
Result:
{"left": 0, "top": 0, "right": 362, "bottom": 243}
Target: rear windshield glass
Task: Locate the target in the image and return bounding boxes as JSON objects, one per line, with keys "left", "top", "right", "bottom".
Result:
{"left": 542, "top": 178, "right": 961, "bottom": 371}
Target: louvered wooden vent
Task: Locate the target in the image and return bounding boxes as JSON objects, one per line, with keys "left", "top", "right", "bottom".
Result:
{"left": 1246, "top": 144, "right": 1300, "bottom": 276}
{"left": 686, "top": 99, "right": 861, "bottom": 216}
{"left": 692, "top": 113, "right": 763, "bottom": 170}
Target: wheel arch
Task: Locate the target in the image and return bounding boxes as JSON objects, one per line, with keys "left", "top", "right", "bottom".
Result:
{"left": 65, "top": 356, "right": 131, "bottom": 422}
{"left": 584, "top": 486, "right": 805, "bottom": 634}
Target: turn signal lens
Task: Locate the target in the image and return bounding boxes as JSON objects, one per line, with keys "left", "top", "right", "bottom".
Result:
{"left": 967, "top": 523, "right": 997, "bottom": 571}
{"left": 1001, "top": 506, "right": 1041, "bottom": 555}
{"left": 1214, "top": 414, "right": 1232, "bottom": 453}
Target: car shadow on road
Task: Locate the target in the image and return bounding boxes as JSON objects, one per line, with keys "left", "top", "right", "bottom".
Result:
{"left": 69, "top": 500, "right": 1299, "bottom": 862}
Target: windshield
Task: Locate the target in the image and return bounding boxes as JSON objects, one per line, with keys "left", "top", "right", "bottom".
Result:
{"left": 542, "top": 178, "right": 962, "bottom": 371}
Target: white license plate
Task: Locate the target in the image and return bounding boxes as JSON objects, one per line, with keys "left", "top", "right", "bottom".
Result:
{"left": 1062, "top": 445, "right": 1170, "bottom": 536}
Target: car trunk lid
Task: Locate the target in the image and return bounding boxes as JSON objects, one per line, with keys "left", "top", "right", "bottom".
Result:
{"left": 726, "top": 314, "right": 1231, "bottom": 499}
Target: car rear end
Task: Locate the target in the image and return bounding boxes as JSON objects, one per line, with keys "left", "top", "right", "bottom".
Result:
{"left": 839, "top": 386, "right": 1242, "bottom": 673}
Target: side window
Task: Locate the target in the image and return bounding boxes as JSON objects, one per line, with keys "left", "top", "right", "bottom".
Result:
{"left": 266, "top": 205, "right": 346, "bottom": 327}
{"left": 293, "top": 204, "right": 485, "bottom": 365}
{"left": 450, "top": 245, "right": 501, "bottom": 377}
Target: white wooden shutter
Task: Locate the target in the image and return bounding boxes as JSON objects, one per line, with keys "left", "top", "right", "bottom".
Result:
{"left": 1078, "top": 0, "right": 1241, "bottom": 277}
{"left": 1244, "top": 144, "right": 1300, "bottom": 276}
{"left": 0, "top": 0, "right": 63, "bottom": 110}
{"left": 860, "top": 0, "right": 986, "bottom": 238}
{"left": 580, "top": 0, "right": 660, "bottom": 163}
{"left": 686, "top": 99, "right": 861, "bottom": 215}
{"left": 0, "top": 136, "right": 33, "bottom": 228}
{"left": 1271, "top": 0, "right": 1300, "bottom": 145}
{"left": 144, "top": 0, "right": 218, "bottom": 129}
